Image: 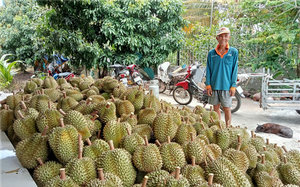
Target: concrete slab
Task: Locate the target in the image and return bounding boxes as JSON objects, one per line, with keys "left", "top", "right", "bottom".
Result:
{"left": 159, "top": 92, "right": 300, "bottom": 152}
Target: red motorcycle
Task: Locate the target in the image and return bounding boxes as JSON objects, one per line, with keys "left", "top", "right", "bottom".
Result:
{"left": 172, "top": 63, "right": 244, "bottom": 113}
{"left": 110, "top": 64, "right": 143, "bottom": 85}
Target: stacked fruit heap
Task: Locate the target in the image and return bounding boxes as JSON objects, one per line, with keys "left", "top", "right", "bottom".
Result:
{"left": 0, "top": 75, "right": 299, "bottom": 187}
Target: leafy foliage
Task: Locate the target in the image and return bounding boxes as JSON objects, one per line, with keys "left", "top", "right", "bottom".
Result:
{"left": 0, "top": 54, "right": 20, "bottom": 89}
{"left": 36, "top": 0, "right": 187, "bottom": 69}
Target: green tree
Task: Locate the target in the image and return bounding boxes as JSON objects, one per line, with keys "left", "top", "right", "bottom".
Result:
{"left": 36, "top": 0, "right": 187, "bottom": 69}
{"left": 0, "top": 54, "right": 20, "bottom": 89}
{"left": 0, "top": 0, "right": 46, "bottom": 72}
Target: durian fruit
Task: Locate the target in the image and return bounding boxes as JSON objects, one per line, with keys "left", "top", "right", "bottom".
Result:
{"left": 138, "top": 102, "right": 157, "bottom": 126}
{"left": 117, "top": 96, "right": 135, "bottom": 117}
{"left": 24, "top": 80, "right": 38, "bottom": 94}
{"left": 85, "top": 168, "right": 124, "bottom": 187}
{"left": 73, "top": 98, "right": 92, "bottom": 113}
{"left": 43, "top": 88, "right": 61, "bottom": 102}
{"left": 31, "top": 77, "right": 43, "bottom": 87}
{"left": 29, "top": 91, "right": 53, "bottom": 112}
{"left": 204, "top": 143, "right": 223, "bottom": 163}
{"left": 198, "top": 124, "right": 216, "bottom": 144}
{"left": 103, "top": 118, "right": 132, "bottom": 148}
{"left": 146, "top": 170, "right": 169, "bottom": 187}
{"left": 254, "top": 168, "right": 284, "bottom": 187}
{"left": 182, "top": 156, "right": 206, "bottom": 186}
{"left": 69, "top": 77, "right": 83, "bottom": 87}
{"left": 33, "top": 158, "right": 63, "bottom": 187}
{"left": 257, "top": 145, "right": 280, "bottom": 166}
{"left": 78, "top": 81, "right": 92, "bottom": 91}
{"left": 120, "top": 128, "right": 144, "bottom": 155}
{"left": 57, "top": 92, "right": 79, "bottom": 112}
{"left": 249, "top": 154, "right": 280, "bottom": 179}
{"left": 36, "top": 101, "right": 62, "bottom": 133}
{"left": 249, "top": 131, "right": 265, "bottom": 152}
{"left": 6, "top": 94, "right": 22, "bottom": 110}
{"left": 93, "top": 79, "right": 104, "bottom": 91}
{"left": 43, "top": 76, "right": 58, "bottom": 89}
{"left": 83, "top": 138, "right": 110, "bottom": 160}
{"left": 102, "top": 77, "right": 119, "bottom": 93}
{"left": 112, "top": 84, "right": 125, "bottom": 98}
{"left": 60, "top": 109, "right": 91, "bottom": 140}
{"left": 165, "top": 167, "right": 190, "bottom": 187}
{"left": 86, "top": 95, "right": 105, "bottom": 104}
{"left": 197, "top": 134, "right": 210, "bottom": 145}
{"left": 158, "top": 136, "right": 186, "bottom": 173}
{"left": 48, "top": 118, "right": 83, "bottom": 164}
{"left": 222, "top": 135, "right": 249, "bottom": 173}
{"left": 282, "top": 146, "right": 300, "bottom": 172}
{"left": 202, "top": 106, "right": 219, "bottom": 124}
{"left": 60, "top": 83, "right": 73, "bottom": 90}
{"left": 126, "top": 85, "right": 144, "bottom": 113}
{"left": 94, "top": 101, "right": 117, "bottom": 124}
{"left": 268, "top": 142, "right": 284, "bottom": 161}
{"left": 182, "top": 133, "right": 206, "bottom": 164}
{"left": 0, "top": 104, "right": 14, "bottom": 131}
{"left": 214, "top": 126, "right": 231, "bottom": 151}
{"left": 65, "top": 89, "right": 83, "bottom": 101}
{"left": 44, "top": 168, "right": 79, "bottom": 187}
{"left": 132, "top": 124, "right": 153, "bottom": 141}
{"left": 205, "top": 154, "right": 251, "bottom": 187}
{"left": 14, "top": 101, "right": 39, "bottom": 120}
{"left": 7, "top": 124, "right": 21, "bottom": 147}
{"left": 143, "top": 90, "right": 161, "bottom": 112}
{"left": 194, "top": 105, "right": 207, "bottom": 116}
{"left": 15, "top": 126, "right": 49, "bottom": 169}
{"left": 57, "top": 77, "right": 68, "bottom": 85}
{"left": 277, "top": 155, "right": 300, "bottom": 185}
{"left": 65, "top": 134, "right": 97, "bottom": 186}
{"left": 85, "top": 114, "right": 101, "bottom": 136}
{"left": 194, "top": 173, "right": 224, "bottom": 187}
{"left": 101, "top": 92, "right": 112, "bottom": 100}
{"left": 174, "top": 118, "right": 197, "bottom": 145}
{"left": 152, "top": 108, "right": 178, "bottom": 143}
{"left": 208, "top": 116, "right": 226, "bottom": 129}
{"left": 132, "top": 176, "right": 148, "bottom": 187}
{"left": 169, "top": 108, "right": 182, "bottom": 126}
{"left": 97, "top": 140, "right": 137, "bottom": 187}
{"left": 133, "top": 135, "right": 163, "bottom": 172}
{"left": 120, "top": 112, "right": 137, "bottom": 128}
{"left": 194, "top": 117, "right": 209, "bottom": 135}
{"left": 13, "top": 110, "right": 37, "bottom": 140}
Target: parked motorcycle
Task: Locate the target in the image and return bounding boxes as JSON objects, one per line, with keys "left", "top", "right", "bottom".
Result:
{"left": 157, "top": 62, "right": 187, "bottom": 93}
{"left": 110, "top": 64, "right": 143, "bottom": 86}
{"left": 172, "top": 62, "right": 245, "bottom": 113}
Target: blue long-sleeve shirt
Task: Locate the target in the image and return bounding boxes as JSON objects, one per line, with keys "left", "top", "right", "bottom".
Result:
{"left": 206, "top": 46, "right": 238, "bottom": 91}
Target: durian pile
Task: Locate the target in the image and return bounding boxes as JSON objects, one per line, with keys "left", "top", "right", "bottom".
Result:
{"left": 1, "top": 75, "right": 300, "bottom": 187}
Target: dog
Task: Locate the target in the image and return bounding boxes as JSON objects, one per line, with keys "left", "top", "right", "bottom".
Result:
{"left": 255, "top": 123, "right": 293, "bottom": 138}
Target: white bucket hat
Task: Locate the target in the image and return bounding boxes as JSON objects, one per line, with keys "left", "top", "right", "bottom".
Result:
{"left": 216, "top": 27, "right": 230, "bottom": 36}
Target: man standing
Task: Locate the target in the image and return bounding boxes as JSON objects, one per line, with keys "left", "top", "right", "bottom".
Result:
{"left": 206, "top": 27, "right": 238, "bottom": 127}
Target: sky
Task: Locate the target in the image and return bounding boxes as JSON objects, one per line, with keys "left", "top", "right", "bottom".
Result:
{"left": 0, "top": 0, "right": 3, "bottom": 7}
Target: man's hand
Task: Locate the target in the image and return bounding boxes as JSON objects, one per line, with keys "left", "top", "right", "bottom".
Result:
{"left": 207, "top": 88, "right": 212, "bottom": 96}
{"left": 229, "top": 89, "right": 236, "bottom": 97}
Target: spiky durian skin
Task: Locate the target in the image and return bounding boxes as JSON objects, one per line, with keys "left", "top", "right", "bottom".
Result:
{"left": 133, "top": 143, "right": 163, "bottom": 172}
{"left": 278, "top": 162, "right": 300, "bottom": 185}
{"left": 285, "top": 150, "right": 300, "bottom": 172}
{"left": 143, "top": 94, "right": 161, "bottom": 113}
{"left": 153, "top": 112, "right": 178, "bottom": 143}
{"left": 117, "top": 100, "right": 135, "bottom": 117}
{"left": 198, "top": 128, "right": 216, "bottom": 144}
{"left": 24, "top": 80, "right": 38, "bottom": 94}
{"left": 97, "top": 148, "right": 137, "bottom": 187}
{"left": 194, "top": 121, "right": 208, "bottom": 135}
{"left": 174, "top": 123, "right": 197, "bottom": 145}
{"left": 13, "top": 115, "right": 37, "bottom": 140}
{"left": 43, "top": 76, "right": 58, "bottom": 89}
{"left": 85, "top": 172, "right": 124, "bottom": 187}
{"left": 205, "top": 157, "right": 251, "bottom": 187}
{"left": 250, "top": 137, "right": 265, "bottom": 152}
{"left": 44, "top": 88, "right": 61, "bottom": 102}
{"left": 182, "top": 139, "right": 206, "bottom": 164}
{"left": 83, "top": 139, "right": 110, "bottom": 160}
{"left": 197, "top": 134, "right": 210, "bottom": 145}
{"left": 31, "top": 78, "right": 43, "bottom": 86}
{"left": 120, "top": 133, "right": 144, "bottom": 155}
{"left": 33, "top": 161, "right": 63, "bottom": 187}
{"left": 6, "top": 94, "right": 22, "bottom": 110}
{"left": 15, "top": 107, "right": 39, "bottom": 120}
{"left": 36, "top": 109, "right": 62, "bottom": 133}
{"left": 48, "top": 125, "right": 82, "bottom": 164}
{"left": 254, "top": 171, "right": 284, "bottom": 187}
{"left": 146, "top": 170, "right": 169, "bottom": 187}
{"left": 94, "top": 101, "right": 117, "bottom": 124}
{"left": 65, "top": 157, "right": 97, "bottom": 186}
{"left": 258, "top": 150, "right": 280, "bottom": 166}
{"left": 132, "top": 124, "right": 153, "bottom": 141}
{"left": 214, "top": 129, "right": 231, "bottom": 151}
{"left": 165, "top": 175, "right": 190, "bottom": 187}
{"left": 0, "top": 108, "right": 14, "bottom": 131}
{"left": 103, "top": 120, "right": 132, "bottom": 148}
{"left": 159, "top": 142, "right": 186, "bottom": 173}
{"left": 202, "top": 111, "right": 218, "bottom": 124}
{"left": 138, "top": 108, "right": 156, "bottom": 126}
{"left": 44, "top": 175, "right": 80, "bottom": 187}
{"left": 182, "top": 164, "right": 206, "bottom": 186}
{"left": 57, "top": 77, "right": 68, "bottom": 85}
{"left": 204, "top": 144, "right": 222, "bottom": 163}
{"left": 57, "top": 97, "right": 79, "bottom": 112}
{"left": 16, "top": 133, "right": 49, "bottom": 169}
{"left": 223, "top": 148, "right": 249, "bottom": 173}
{"left": 63, "top": 110, "right": 91, "bottom": 140}
{"left": 30, "top": 94, "right": 52, "bottom": 112}
{"left": 120, "top": 113, "right": 137, "bottom": 127}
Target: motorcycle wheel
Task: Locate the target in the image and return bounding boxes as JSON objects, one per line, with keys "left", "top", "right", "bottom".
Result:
{"left": 221, "top": 92, "right": 241, "bottom": 113}
{"left": 158, "top": 80, "right": 167, "bottom": 93}
{"left": 296, "top": 97, "right": 300, "bottom": 115}
{"left": 172, "top": 86, "right": 193, "bottom": 105}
